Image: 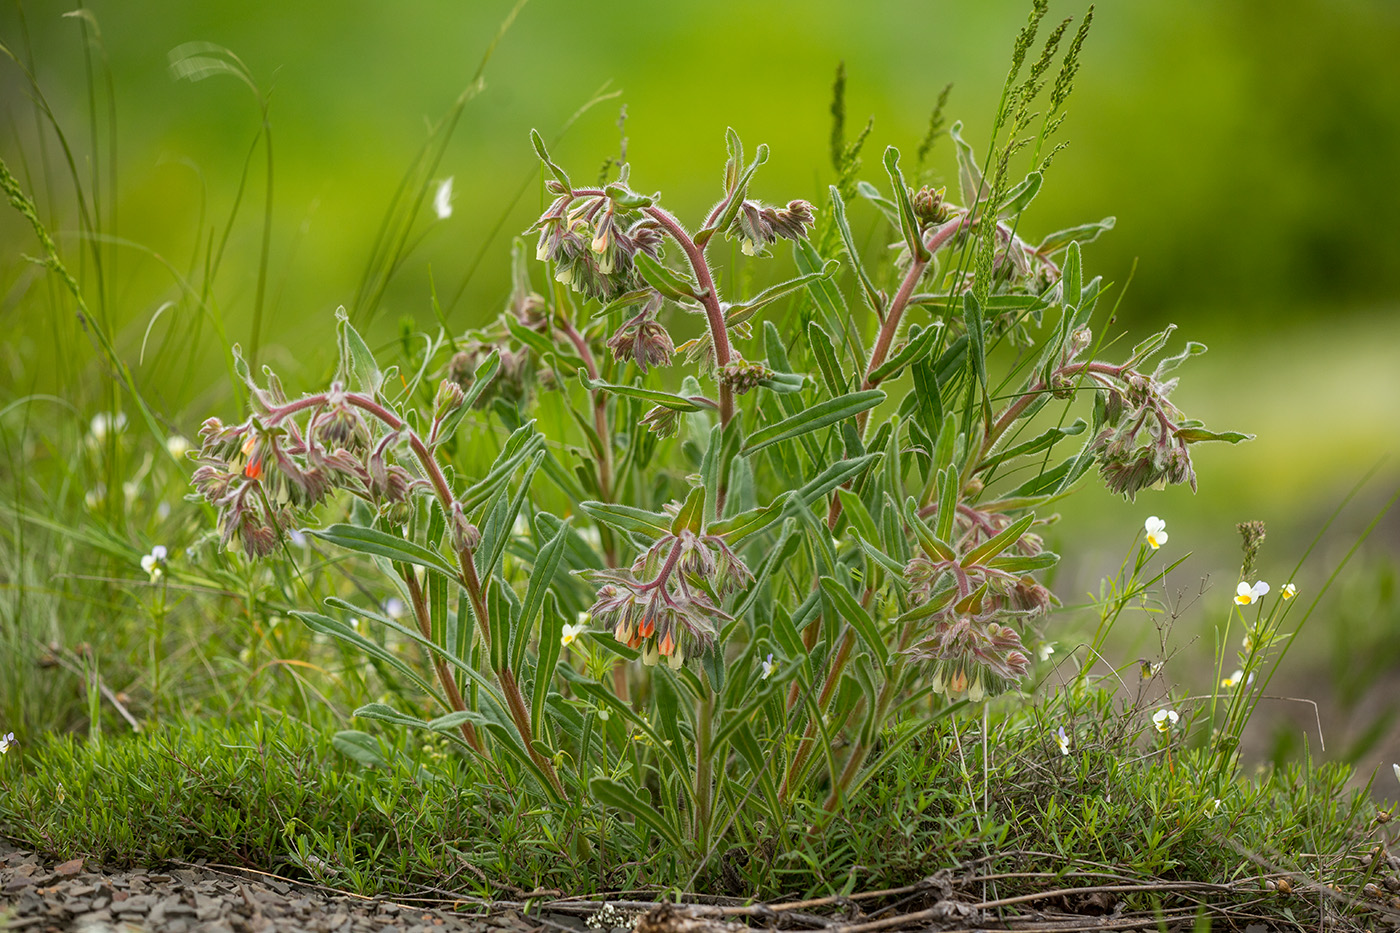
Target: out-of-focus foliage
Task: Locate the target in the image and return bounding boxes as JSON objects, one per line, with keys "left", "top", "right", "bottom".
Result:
{"left": 2, "top": 0, "right": 1397, "bottom": 374}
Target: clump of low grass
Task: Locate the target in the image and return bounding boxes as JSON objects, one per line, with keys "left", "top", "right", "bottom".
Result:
{"left": 3, "top": 688, "right": 1398, "bottom": 931}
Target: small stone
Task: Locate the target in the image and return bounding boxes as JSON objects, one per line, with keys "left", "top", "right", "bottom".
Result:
{"left": 55, "top": 857, "right": 85, "bottom": 876}
{"left": 113, "top": 894, "right": 155, "bottom": 914}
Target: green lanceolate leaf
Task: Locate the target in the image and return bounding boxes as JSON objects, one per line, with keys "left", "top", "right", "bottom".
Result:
{"left": 792, "top": 454, "right": 883, "bottom": 508}
{"left": 708, "top": 492, "right": 792, "bottom": 544}
{"left": 307, "top": 524, "right": 458, "bottom": 580}
{"left": 869, "top": 321, "right": 944, "bottom": 385}
{"left": 589, "top": 777, "right": 684, "bottom": 849}
{"left": 696, "top": 132, "right": 769, "bottom": 247}
{"left": 513, "top": 520, "right": 571, "bottom": 672}
{"left": 836, "top": 488, "right": 879, "bottom": 545}
{"left": 949, "top": 121, "right": 985, "bottom": 206}
{"left": 979, "top": 419, "right": 1087, "bottom": 471}
{"left": 532, "top": 592, "right": 563, "bottom": 741}
{"left": 354, "top": 702, "right": 430, "bottom": 730}
{"left": 997, "top": 170, "right": 1042, "bottom": 217}
{"left": 807, "top": 321, "right": 849, "bottom": 397}
{"left": 961, "top": 512, "right": 1036, "bottom": 567}
{"left": 578, "top": 369, "right": 715, "bottom": 412}
{"left": 1061, "top": 241, "right": 1082, "bottom": 312}
{"left": 987, "top": 551, "right": 1059, "bottom": 572}
{"left": 333, "top": 731, "right": 392, "bottom": 768}
{"left": 820, "top": 576, "right": 888, "bottom": 666}
{"left": 700, "top": 423, "right": 722, "bottom": 525}
{"left": 633, "top": 252, "right": 706, "bottom": 302}
{"left": 507, "top": 317, "right": 584, "bottom": 371}
{"left": 530, "top": 129, "right": 571, "bottom": 189}
{"left": 903, "top": 494, "right": 956, "bottom": 562}
{"left": 579, "top": 501, "right": 671, "bottom": 537}
{"left": 742, "top": 389, "right": 885, "bottom": 455}
{"left": 335, "top": 307, "right": 383, "bottom": 396}
{"left": 1036, "top": 216, "right": 1116, "bottom": 255}
{"left": 434, "top": 349, "right": 499, "bottom": 442}
{"left": 828, "top": 185, "right": 882, "bottom": 315}
{"left": 724, "top": 260, "right": 839, "bottom": 328}
{"left": 883, "top": 146, "right": 930, "bottom": 263}
{"left": 1175, "top": 427, "right": 1254, "bottom": 444}
{"left": 459, "top": 423, "right": 545, "bottom": 513}
{"left": 672, "top": 483, "right": 706, "bottom": 535}
{"left": 295, "top": 612, "right": 445, "bottom": 706}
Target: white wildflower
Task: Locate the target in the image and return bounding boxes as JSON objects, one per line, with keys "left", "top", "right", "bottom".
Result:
{"left": 433, "top": 177, "right": 454, "bottom": 220}
{"left": 1144, "top": 516, "right": 1168, "bottom": 550}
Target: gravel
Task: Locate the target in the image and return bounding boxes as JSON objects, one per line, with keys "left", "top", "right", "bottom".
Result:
{"left": 1, "top": 839, "right": 548, "bottom": 933}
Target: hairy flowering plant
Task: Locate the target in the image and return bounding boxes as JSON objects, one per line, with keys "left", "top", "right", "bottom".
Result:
{"left": 189, "top": 4, "right": 1252, "bottom": 869}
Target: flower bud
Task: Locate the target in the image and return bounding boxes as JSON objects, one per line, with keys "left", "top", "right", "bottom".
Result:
{"left": 434, "top": 379, "right": 465, "bottom": 419}
{"left": 450, "top": 501, "right": 480, "bottom": 552}
{"left": 719, "top": 360, "right": 771, "bottom": 395}
{"left": 913, "top": 186, "right": 949, "bottom": 225}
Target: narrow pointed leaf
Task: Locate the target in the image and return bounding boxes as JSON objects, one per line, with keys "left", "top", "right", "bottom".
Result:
{"left": 742, "top": 390, "right": 885, "bottom": 455}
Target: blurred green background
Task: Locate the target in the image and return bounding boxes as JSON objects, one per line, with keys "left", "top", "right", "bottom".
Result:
{"left": 2, "top": 0, "right": 1398, "bottom": 787}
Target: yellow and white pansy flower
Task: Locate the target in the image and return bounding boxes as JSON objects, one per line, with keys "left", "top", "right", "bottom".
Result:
{"left": 1144, "top": 516, "right": 1168, "bottom": 550}
{"left": 1234, "top": 580, "right": 1269, "bottom": 605}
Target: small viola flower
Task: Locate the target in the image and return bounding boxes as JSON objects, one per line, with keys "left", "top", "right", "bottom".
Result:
{"left": 1152, "top": 708, "right": 1179, "bottom": 733}
{"left": 561, "top": 616, "right": 588, "bottom": 648}
{"left": 1393, "top": 762, "right": 1399, "bottom": 787}
{"left": 1038, "top": 642, "right": 1056, "bottom": 662}
{"left": 1235, "top": 580, "right": 1270, "bottom": 605}
{"left": 1221, "top": 669, "right": 1243, "bottom": 689}
{"left": 1140, "top": 659, "right": 1164, "bottom": 680}
{"left": 1054, "top": 725, "right": 1070, "bottom": 756}
{"left": 1281, "top": 583, "right": 1297, "bottom": 600}
{"left": 140, "top": 545, "right": 168, "bottom": 582}
{"left": 0, "top": 731, "right": 13, "bottom": 754}
{"left": 760, "top": 653, "right": 777, "bottom": 680}
{"left": 433, "top": 177, "right": 454, "bottom": 220}
{"left": 1144, "top": 516, "right": 1168, "bottom": 550}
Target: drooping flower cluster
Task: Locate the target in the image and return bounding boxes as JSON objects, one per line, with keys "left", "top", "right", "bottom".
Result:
{"left": 191, "top": 364, "right": 447, "bottom": 558}
{"left": 727, "top": 199, "right": 816, "bottom": 256}
{"left": 581, "top": 529, "right": 753, "bottom": 668}
{"left": 902, "top": 514, "right": 1044, "bottom": 702}
{"left": 1088, "top": 368, "right": 1200, "bottom": 500}
{"left": 606, "top": 299, "right": 674, "bottom": 374}
{"left": 531, "top": 185, "right": 663, "bottom": 302}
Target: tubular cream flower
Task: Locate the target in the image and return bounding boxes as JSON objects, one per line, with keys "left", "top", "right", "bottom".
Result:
{"left": 1281, "top": 583, "right": 1297, "bottom": 600}
{"left": 760, "top": 653, "right": 777, "bottom": 680}
{"left": 0, "top": 732, "right": 13, "bottom": 754}
{"left": 1054, "top": 725, "right": 1071, "bottom": 756}
{"left": 140, "top": 545, "right": 168, "bottom": 582}
{"left": 1144, "top": 516, "right": 1168, "bottom": 550}
{"left": 1235, "top": 580, "right": 1269, "bottom": 605}
{"left": 1152, "top": 708, "right": 1179, "bottom": 733}
{"left": 433, "top": 177, "right": 454, "bottom": 219}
